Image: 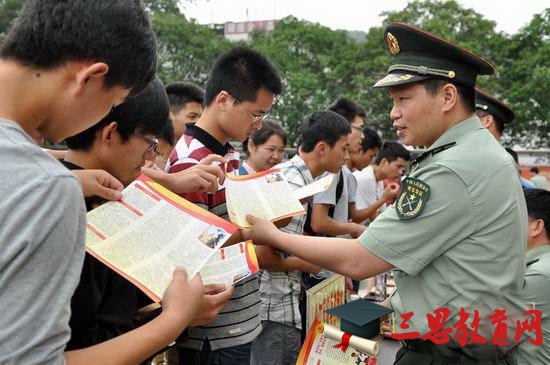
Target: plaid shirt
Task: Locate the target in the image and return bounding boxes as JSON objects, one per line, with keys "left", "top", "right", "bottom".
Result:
{"left": 257, "top": 154, "right": 314, "bottom": 329}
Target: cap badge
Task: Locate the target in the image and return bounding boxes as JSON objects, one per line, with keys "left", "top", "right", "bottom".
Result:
{"left": 387, "top": 32, "right": 400, "bottom": 55}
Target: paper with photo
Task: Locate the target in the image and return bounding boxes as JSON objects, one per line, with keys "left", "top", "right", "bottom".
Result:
{"left": 200, "top": 241, "right": 259, "bottom": 286}
{"left": 225, "top": 168, "right": 307, "bottom": 227}
{"left": 85, "top": 175, "right": 238, "bottom": 302}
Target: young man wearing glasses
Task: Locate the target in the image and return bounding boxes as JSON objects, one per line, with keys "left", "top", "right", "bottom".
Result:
{"left": 60, "top": 78, "right": 176, "bottom": 349}
{"left": 167, "top": 46, "right": 282, "bottom": 365}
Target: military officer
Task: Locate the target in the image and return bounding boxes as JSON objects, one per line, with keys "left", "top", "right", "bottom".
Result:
{"left": 475, "top": 88, "right": 515, "bottom": 141}
{"left": 516, "top": 188, "right": 550, "bottom": 365}
{"left": 243, "top": 22, "right": 527, "bottom": 364}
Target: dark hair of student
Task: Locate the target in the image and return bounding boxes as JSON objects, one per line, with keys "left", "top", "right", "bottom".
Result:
{"left": 242, "top": 119, "right": 287, "bottom": 156}
{"left": 299, "top": 111, "right": 351, "bottom": 153}
{"left": 530, "top": 166, "right": 540, "bottom": 174}
{"left": 165, "top": 82, "right": 204, "bottom": 114}
{"left": 524, "top": 188, "right": 550, "bottom": 238}
{"left": 0, "top": 0, "right": 157, "bottom": 95}
{"left": 159, "top": 118, "right": 175, "bottom": 146}
{"left": 204, "top": 47, "right": 282, "bottom": 105}
{"left": 361, "top": 127, "right": 382, "bottom": 152}
{"left": 327, "top": 97, "right": 366, "bottom": 123}
{"left": 374, "top": 141, "right": 411, "bottom": 165}
{"left": 66, "top": 78, "right": 169, "bottom": 151}
{"left": 422, "top": 78, "right": 475, "bottom": 113}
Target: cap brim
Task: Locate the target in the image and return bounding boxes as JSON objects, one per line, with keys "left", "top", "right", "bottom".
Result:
{"left": 373, "top": 72, "right": 430, "bottom": 88}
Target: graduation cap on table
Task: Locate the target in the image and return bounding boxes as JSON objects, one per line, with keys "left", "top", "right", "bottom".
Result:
{"left": 325, "top": 299, "right": 394, "bottom": 339}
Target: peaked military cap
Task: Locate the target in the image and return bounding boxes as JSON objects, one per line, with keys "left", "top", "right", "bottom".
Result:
{"left": 374, "top": 22, "right": 494, "bottom": 88}
{"left": 475, "top": 88, "right": 515, "bottom": 125}
{"left": 325, "top": 299, "right": 393, "bottom": 339}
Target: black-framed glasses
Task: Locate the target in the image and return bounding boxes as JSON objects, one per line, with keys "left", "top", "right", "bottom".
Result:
{"left": 230, "top": 94, "right": 269, "bottom": 122}
{"left": 137, "top": 134, "right": 159, "bottom": 154}
{"left": 351, "top": 125, "right": 364, "bottom": 132}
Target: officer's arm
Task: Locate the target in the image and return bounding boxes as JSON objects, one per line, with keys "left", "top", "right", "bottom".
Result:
{"left": 243, "top": 215, "right": 392, "bottom": 280}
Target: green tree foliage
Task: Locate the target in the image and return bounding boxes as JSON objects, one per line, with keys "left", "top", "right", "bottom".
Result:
{"left": 152, "top": 13, "right": 231, "bottom": 84}
{"left": 0, "top": 0, "right": 23, "bottom": 42}
{"left": 498, "top": 10, "right": 550, "bottom": 147}
{"left": 142, "top": 0, "right": 181, "bottom": 15}
{"left": 250, "top": 16, "right": 363, "bottom": 143}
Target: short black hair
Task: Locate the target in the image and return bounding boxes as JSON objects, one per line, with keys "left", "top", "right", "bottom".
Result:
{"left": 327, "top": 97, "right": 366, "bottom": 123}
{"left": 361, "top": 127, "right": 382, "bottom": 152}
{"left": 1, "top": 0, "right": 157, "bottom": 94}
{"left": 530, "top": 166, "right": 539, "bottom": 174}
{"left": 242, "top": 119, "right": 287, "bottom": 156}
{"left": 66, "top": 78, "right": 169, "bottom": 151}
{"left": 374, "top": 141, "right": 410, "bottom": 165}
{"left": 159, "top": 118, "right": 175, "bottom": 146}
{"left": 524, "top": 188, "right": 550, "bottom": 238}
{"left": 165, "top": 82, "right": 204, "bottom": 113}
{"left": 299, "top": 111, "right": 351, "bottom": 153}
{"left": 422, "top": 78, "right": 475, "bottom": 113}
{"left": 204, "top": 47, "right": 282, "bottom": 105}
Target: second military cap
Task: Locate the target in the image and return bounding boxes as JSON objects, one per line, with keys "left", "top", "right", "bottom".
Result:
{"left": 374, "top": 22, "right": 494, "bottom": 88}
{"left": 325, "top": 299, "right": 393, "bottom": 339}
{"left": 475, "top": 88, "right": 515, "bottom": 125}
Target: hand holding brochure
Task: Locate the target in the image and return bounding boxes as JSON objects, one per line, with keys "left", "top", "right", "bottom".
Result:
{"left": 225, "top": 169, "right": 334, "bottom": 227}
{"left": 85, "top": 175, "right": 238, "bottom": 302}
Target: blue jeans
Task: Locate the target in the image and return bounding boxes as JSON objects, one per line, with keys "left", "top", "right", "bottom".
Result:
{"left": 250, "top": 320, "right": 301, "bottom": 365}
{"left": 177, "top": 340, "right": 252, "bottom": 365}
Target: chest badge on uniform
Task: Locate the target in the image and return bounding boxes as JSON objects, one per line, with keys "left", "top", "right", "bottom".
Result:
{"left": 395, "top": 177, "right": 431, "bottom": 220}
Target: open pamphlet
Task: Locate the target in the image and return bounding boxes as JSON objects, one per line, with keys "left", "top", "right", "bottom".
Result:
{"left": 297, "top": 320, "right": 377, "bottom": 365}
{"left": 200, "top": 240, "right": 259, "bottom": 287}
{"left": 225, "top": 168, "right": 334, "bottom": 227}
{"left": 85, "top": 175, "right": 238, "bottom": 302}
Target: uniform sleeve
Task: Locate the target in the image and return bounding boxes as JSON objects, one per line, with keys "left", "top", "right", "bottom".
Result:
{"left": 358, "top": 164, "right": 474, "bottom": 275}
{"left": 521, "top": 271, "right": 550, "bottom": 308}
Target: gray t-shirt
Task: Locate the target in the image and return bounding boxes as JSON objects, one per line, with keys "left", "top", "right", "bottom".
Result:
{"left": 0, "top": 120, "right": 86, "bottom": 364}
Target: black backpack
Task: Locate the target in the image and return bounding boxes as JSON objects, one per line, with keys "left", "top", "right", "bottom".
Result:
{"left": 303, "top": 169, "right": 344, "bottom": 236}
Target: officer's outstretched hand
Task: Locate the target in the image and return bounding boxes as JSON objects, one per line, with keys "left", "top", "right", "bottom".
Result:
{"left": 242, "top": 214, "right": 280, "bottom": 246}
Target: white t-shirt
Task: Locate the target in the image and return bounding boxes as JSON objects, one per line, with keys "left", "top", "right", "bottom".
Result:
{"left": 353, "top": 166, "right": 385, "bottom": 223}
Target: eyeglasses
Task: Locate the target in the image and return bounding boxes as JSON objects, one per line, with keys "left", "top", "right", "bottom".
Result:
{"left": 351, "top": 125, "right": 364, "bottom": 132}
{"left": 230, "top": 94, "right": 269, "bottom": 123}
{"left": 137, "top": 134, "right": 159, "bottom": 154}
